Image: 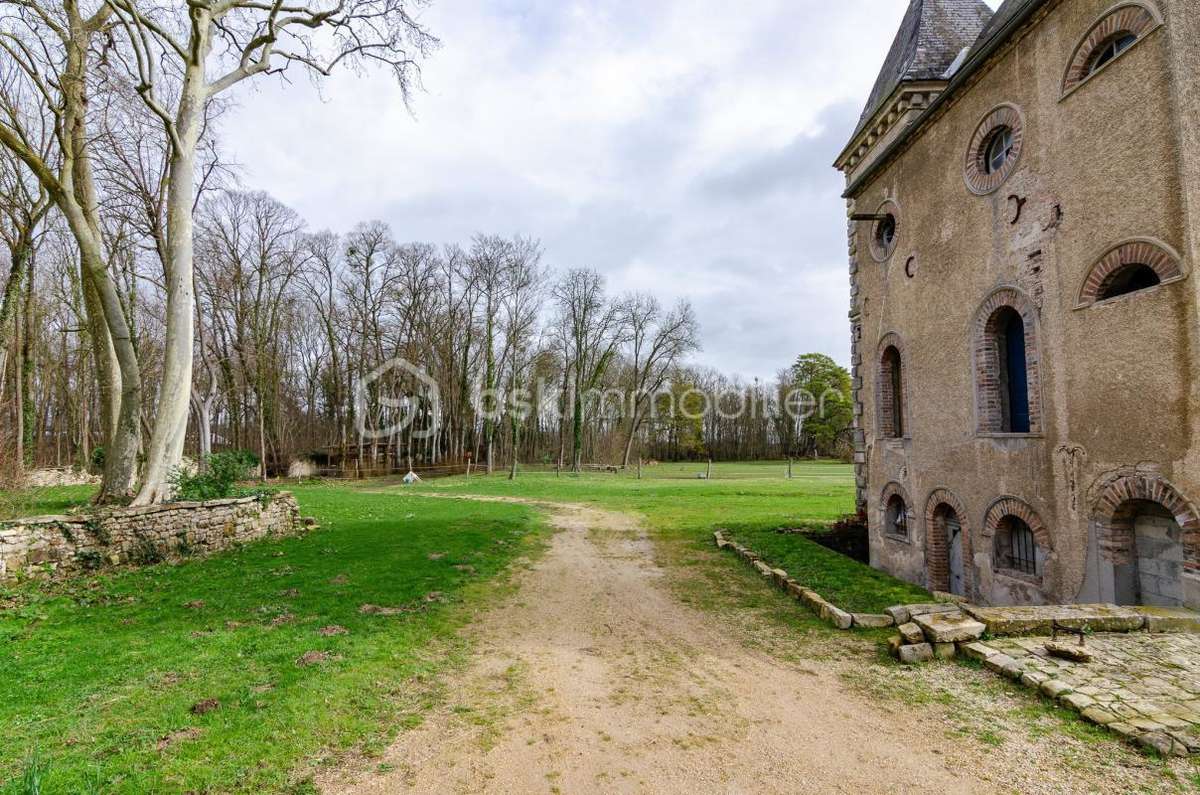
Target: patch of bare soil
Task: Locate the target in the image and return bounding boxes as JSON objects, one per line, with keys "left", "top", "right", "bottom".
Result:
{"left": 318, "top": 500, "right": 1188, "bottom": 794}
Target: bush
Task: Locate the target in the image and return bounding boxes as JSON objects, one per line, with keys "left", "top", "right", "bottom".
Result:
{"left": 90, "top": 446, "right": 106, "bottom": 474}
{"left": 169, "top": 451, "right": 260, "bottom": 502}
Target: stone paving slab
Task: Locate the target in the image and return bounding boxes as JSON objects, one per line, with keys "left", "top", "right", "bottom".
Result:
{"left": 978, "top": 632, "right": 1200, "bottom": 756}
{"left": 962, "top": 604, "right": 1146, "bottom": 636}
{"left": 913, "top": 611, "right": 985, "bottom": 643}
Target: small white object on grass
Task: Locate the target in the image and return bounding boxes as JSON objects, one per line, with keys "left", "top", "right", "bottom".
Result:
{"left": 403, "top": 471, "right": 422, "bottom": 484}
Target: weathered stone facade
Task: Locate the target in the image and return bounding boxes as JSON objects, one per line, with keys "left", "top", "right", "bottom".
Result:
{"left": 835, "top": 0, "right": 1200, "bottom": 609}
{"left": 0, "top": 492, "right": 300, "bottom": 581}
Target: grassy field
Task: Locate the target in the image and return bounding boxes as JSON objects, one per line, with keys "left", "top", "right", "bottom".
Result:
{"left": 410, "top": 459, "right": 928, "bottom": 612}
{"left": 0, "top": 485, "right": 546, "bottom": 793}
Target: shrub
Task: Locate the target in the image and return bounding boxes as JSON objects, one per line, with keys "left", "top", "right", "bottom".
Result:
{"left": 169, "top": 451, "right": 260, "bottom": 502}
{"left": 90, "top": 446, "right": 106, "bottom": 474}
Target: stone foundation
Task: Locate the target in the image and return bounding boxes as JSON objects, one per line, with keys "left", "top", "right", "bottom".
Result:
{"left": 0, "top": 492, "right": 301, "bottom": 581}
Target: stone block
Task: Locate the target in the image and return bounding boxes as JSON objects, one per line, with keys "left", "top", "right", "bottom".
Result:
{"left": 1061, "top": 692, "right": 1095, "bottom": 712}
{"left": 1137, "top": 607, "right": 1200, "bottom": 634}
{"left": 884, "top": 605, "right": 910, "bottom": 625}
{"left": 753, "top": 561, "right": 772, "bottom": 577}
{"left": 823, "top": 602, "right": 854, "bottom": 630}
{"left": 1040, "top": 679, "right": 1073, "bottom": 699}
{"left": 904, "top": 603, "right": 962, "bottom": 618}
{"left": 897, "top": 624, "right": 921, "bottom": 648}
{"left": 913, "top": 612, "right": 985, "bottom": 643}
{"left": 958, "top": 641, "right": 997, "bottom": 662}
{"left": 933, "top": 642, "right": 956, "bottom": 660}
{"left": 1081, "top": 706, "right": 1118, "bottom": 725}
{"left": 1044, "top": 641, "right": 1093, "bottom": 662}
{"left": 851, "top": 613, "right": 895, "bottom": 629}
{"left": 1139, "top": 731, "right": 1190, "bottom": 757}
{"left": 962, "top": 604, "right": 1145, "bottom": 636}
{"left": 886, "top": 635, "right": 903, "bottom": 659}
{"left": 771, "top": 568, "right": 789, "bottom": 588}
{"left": 898, "top": 643, "right": 934, "bottom": 664}
{"left": 1020, "top": 670, "right": 1048, "bottom": 688}
{"left": 786, "top": 581, "right": 805, "bottom": 599}
{"left": 983, "top": 653, "right": 1017, "bottom": 675}
{"left": 898, "top": 622, "right": 924, "bottom": 644}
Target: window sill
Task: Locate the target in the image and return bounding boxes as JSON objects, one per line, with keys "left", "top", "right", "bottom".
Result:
{"left": 976, "top": 432, "right": 1042, "bottom": 440}
{"left": 1073, "top": 276, "right": 1184, "bottom": 311}
{"left": 993, "top": 568, "right": 1043, "bottom": 587}
{"left": 884, "top": 532, "right": 912, "bottom": 545}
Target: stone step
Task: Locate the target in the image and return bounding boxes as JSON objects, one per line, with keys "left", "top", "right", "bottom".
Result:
{"left": 961, "top": 604, "right": 1145, "bottom": 636}
{"left": 1136, "top": 607, "right": 1200, "bottom": 634}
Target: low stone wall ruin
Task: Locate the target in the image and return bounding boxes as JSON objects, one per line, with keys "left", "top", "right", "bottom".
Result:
{"left": 0, "top": 492, "right": 300, "bottom": 581}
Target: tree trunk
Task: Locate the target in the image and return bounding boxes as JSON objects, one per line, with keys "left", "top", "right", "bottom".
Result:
{"left": 20, "top": 252, "right": 34, "bottom": 466}
{"left": 133, "top": 53, "right": 208, "bottom": 504}
{"left": 572, "top": 380, "right": 583, "bottom": 472}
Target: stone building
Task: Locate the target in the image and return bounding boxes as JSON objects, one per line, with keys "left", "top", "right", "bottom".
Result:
{"left": 834, "top": 0, "right": 1199, "bottom": 609}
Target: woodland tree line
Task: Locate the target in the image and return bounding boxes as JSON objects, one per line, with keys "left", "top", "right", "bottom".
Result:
{"left": 0, "top": 0, "right": 852, "bottom": 502}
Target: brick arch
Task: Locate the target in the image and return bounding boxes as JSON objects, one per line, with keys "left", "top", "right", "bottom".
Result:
{"left": 876, "top": 332, "right": 908, "bottom": 439}
{"left": 982, "top": 496, "right": 1051, "bottom": 549}
{"left": 1077, "top": 238, "right": 1183, "bottom": 307}
{"left": 972, "top": 287, "right": 1042, "bottom": 434}
{"left": 924, "top": 488, "right": 972, "bottom": 595}
{"left": 1091, "top": 474, "right": 1200, "bottom": 571}
{"left": 1062, "top": 2, "right": 1162, "bottom": 96}
{"left": 879, "top": 481, "right": 914, "bottom": 541}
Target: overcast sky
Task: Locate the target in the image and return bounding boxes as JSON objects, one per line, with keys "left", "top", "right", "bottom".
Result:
{"left": 223, "top": 0, "right": 1002, "bottom": 382}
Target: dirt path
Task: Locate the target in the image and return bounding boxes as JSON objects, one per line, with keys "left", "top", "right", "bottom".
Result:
{"left": 318, "top": 500, "right": 1153, "bottom": 794}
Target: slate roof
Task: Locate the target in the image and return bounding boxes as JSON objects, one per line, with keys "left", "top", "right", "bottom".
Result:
{"left": 969, "top": 0, "right": 1039, "bottom": 53}
{"left": 853, "top": 0, "right": 995, "bottom": 138}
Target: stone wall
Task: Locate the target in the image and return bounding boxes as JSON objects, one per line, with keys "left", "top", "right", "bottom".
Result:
{"left": 0, "top": 492, "right": 300, "bottom": 581}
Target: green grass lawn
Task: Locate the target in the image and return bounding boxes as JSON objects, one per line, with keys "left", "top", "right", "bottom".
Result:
{"left": 0, "top": 485, "right": 97, "bottom": 521}
{"left": 411, "top": 460, "right": 928, "bottom": 612}
{"left": 0, "top": 485, "right": 546, "bottom": 793}
{"left": 718, "top": 526, "right": 929, "bottom": 612}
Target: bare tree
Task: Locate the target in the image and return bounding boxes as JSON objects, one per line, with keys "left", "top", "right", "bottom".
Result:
{"left": 0, "top": 2, "right": 145, "bottom": 500}
{"left": 619, "top": 295, "right": 699, "bottom": 467}
{"left": 93, "top": 0, "right": 437, "bottom": 502}
{"left": 552, "top": 268, "right": 626, "bottom": 471}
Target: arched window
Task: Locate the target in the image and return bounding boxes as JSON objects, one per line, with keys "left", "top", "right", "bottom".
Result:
{"left": 1098, "top": 263, "right": 1160, "bottom": 300}
{"left": 885, "top": 494, "right": 908, "bottom": 538}
{"left": 879, "top": 344, "right": 904, "bottom": 439}
{"left": 985, "top": 497, "right": 1050, "bottom": 583}
{"left": 995, "top": 515, "right": 1040, "bottom": 576}
{"left": 974, "top": 289, "right": 1039, "bottom": 435}
{"left": 1062, "top": 3, "right": 1161, "bottom": 96}
{"left": 1077, "top": 239, "right": 1183, "bottom": 307}
{"left": 1087, "top": 32, "right": 1137, "bottom": 74}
